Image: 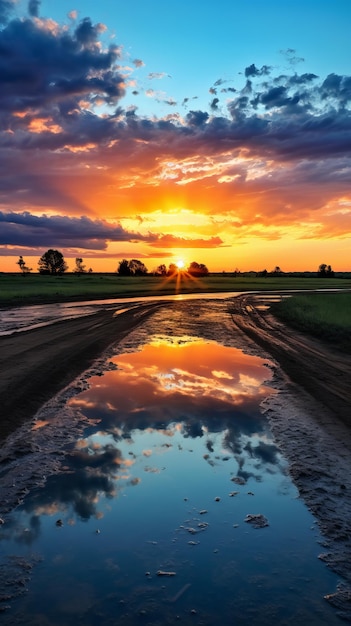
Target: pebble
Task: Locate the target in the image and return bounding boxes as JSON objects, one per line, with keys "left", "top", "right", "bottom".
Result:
{"left": 244, "top": 513, "right": 269, "bottom": 528}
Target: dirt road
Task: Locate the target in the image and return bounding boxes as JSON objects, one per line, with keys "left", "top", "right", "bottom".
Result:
{"left": 229, "top": 293, "right": 351, "bottom": 425}
{"left": 1, "top": 293, "right": 350, "bottom": 439}
{"left": 1, "top": 293, "right": 351, "bottom": 617}
{"left": 0, "top": 301, "right": 163, "bottom": 440}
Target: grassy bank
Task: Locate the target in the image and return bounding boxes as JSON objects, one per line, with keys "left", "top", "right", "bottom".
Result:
{"left": 1, "top": 273, "right": 351, "bottom": 307}
{"left": 271, "top": 292, "right": 351, "bottom": 351}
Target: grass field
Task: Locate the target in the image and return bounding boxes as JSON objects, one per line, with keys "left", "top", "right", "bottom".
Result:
{"left": 272, "top": 292, "right": 351, "bottom": 351}
{"left": 1, "top": 272, "right": 351, "bottom": 307}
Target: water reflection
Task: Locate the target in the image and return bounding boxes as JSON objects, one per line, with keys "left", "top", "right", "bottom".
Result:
{"left": 0, "top": 335, "right": 342, "bottom": 625}
{"left": 8, "top": 338, "right": 278, "bottom": 532}
{"left": 70, "top": 335, "right": 273, "bottom": 435}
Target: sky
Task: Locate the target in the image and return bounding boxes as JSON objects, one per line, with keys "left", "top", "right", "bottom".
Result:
{"left": 1, "top": 0, "right": 351, "bottom": 273}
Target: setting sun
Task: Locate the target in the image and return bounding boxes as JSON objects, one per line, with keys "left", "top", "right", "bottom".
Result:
{"left": 176, "top": 260, "right": 185, "bottom": 269}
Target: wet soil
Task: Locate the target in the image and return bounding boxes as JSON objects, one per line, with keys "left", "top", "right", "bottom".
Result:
{"left": 229, "top": 294, "right": 351, "bottom": 620}
{"left": 0, "top": 302, "right": 163, "bottom": 440}
{"left": 1, "top": 293, "right": 351, "bottom": 618}
{"left": 229, "top": 293, "right": 351, "bottom": 425}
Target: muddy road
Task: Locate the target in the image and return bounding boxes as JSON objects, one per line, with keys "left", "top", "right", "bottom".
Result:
{"left": 1, "top": 293, "right": 351, "bottom": 617}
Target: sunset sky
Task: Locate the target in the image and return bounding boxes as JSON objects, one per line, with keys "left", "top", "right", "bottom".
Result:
{"left": 1, "top": 0, "right": 351, "bottom": 273}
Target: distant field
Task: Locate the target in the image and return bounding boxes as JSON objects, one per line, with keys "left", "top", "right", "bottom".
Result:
{"left": 272, "top": 292, "right": 351, "bottom": 351}
{"left": 0, "top": 272, "right": 350, "bottom": 307}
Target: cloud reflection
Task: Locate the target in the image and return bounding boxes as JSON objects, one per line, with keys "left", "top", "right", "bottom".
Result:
{"left": 69, "top": 336, "right": 272, "bottom": 429}
{"left": 4, "top": 337, "right": 283, "bottom": 539}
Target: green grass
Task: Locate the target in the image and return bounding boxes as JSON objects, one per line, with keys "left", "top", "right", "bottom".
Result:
{"left": 1, "top": 273, "right": 351, "bottom": 307}
{"left": 271, "top": 292, "right": 351, "bottom": 351}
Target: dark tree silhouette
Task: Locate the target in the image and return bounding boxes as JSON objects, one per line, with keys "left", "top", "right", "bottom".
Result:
{"left": 16, "top": 255, "right": 32, "bottom": 275}
{"left": 38, "top": 249, "right": 67, "bottom": 275}
{"left": 271, "top": 266, "right": 283, "bottom": 276}
{"left": 155, "top": 264, "right": 167, "bottom": 276}
{"left": 117, "top": 259, "right": 148, "bottom": 276}
{"left": 167, "top": 263, "right": 178, "bottom": 276}
{"left": 129, "top": 259, "right": 148, "bottom": 276}
{"left": 187, "top": 261, "right": 209, "bottom": 277}
{"left": 74, "top": 257, "right": 86, "bottom": 274}
{"left": 318, "top": 263, "right": 335, "bottom": 277}
{"left": 117, "top": 259, "right": 131, "bottom": 275}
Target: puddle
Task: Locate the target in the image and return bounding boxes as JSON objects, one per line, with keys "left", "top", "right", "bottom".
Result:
{"left": 0, "top": 325, "right": 342, "bottom": 625}
{"left": 0, "top": 292, "right": 245, "bottom": 335}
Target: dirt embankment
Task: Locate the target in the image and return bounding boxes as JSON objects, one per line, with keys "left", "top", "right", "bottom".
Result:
{"left": 229, "top": 293, "right": 351, "bottom": 426}
{"left": 0, "top": 302, "right": 163, "bottom": 441}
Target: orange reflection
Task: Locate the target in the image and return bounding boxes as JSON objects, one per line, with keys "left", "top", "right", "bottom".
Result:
{"left": 69, "top": 337, "right": 274, "bottom": 429}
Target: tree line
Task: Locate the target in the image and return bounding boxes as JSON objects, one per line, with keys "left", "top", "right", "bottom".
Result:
{"left": 15, "top": 250, "right": 336, "bottom": 278}
{"left": 15, "top": 250, "right": 210, "bottom": 277}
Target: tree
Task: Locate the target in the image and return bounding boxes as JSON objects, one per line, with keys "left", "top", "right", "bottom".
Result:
{"left": 271, "top": 266, "right": 283, "bottom": 276}
{"left": 318, "top": 263, "right": 334, "bottom": 278}
{"left": 38, "top": 249, "right": 67, "bottom": 275}
{"left": 16, "top": 255, "right": 32, "bottom": 275}
{"left": 74, "top": 257, "right": 86, "bottom": 275}
{"left": 129, "top": 259, "right": 148, "bottom": 276}
{"left": 117, "top": 259, "right": 148, "bottom": 276}
{"left": 167, "top": 263, "right": 178, "bottom": 276}
{"left": 187, "top": 261, "right": 209, "bottom": 277}
{"left": 155, "top": 264, "right": 167, "bottom": 276}
{"left": 117, "top": 259, "right": 131, "bottom": 276}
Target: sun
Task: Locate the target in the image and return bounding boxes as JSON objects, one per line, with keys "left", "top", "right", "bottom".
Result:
{"left": 176, "top": 259, "right": 185, "bottom": 269}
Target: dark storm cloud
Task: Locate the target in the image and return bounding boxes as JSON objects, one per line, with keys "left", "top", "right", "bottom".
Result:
{"left": 321, "top": 73, "right": 351, "bottom": 106}
{"left": 0, "top": 212, "right": 158, "bottom": 249}
{"left": 186, "top": 110, "right": 209, "bottom": 126}
{"left": 260, "top": 85, "right": 299, "bottom": 109}
{"left": 0, "top": 212, "right": 222, "bottom": 250}
{"left": 0, "top": 15, "right": 124, "bottom": 114}
{"left": 1, "top": 9, "right": 350, "bottom": 167}
{"left": 28, "top": 0, "right": 40, "bottom": 17}
{"left": 287, "top": 72, "right": 318, "bottom": 85}
{"left": 245, "top": 63, "right": 271, "bottom": 78}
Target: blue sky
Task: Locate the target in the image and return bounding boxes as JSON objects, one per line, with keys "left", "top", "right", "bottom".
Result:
{"left": 16, "top": 0, "right": 351, "bottom": 117}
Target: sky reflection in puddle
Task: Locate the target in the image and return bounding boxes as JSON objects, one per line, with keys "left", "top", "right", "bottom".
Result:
{"left": 0, "top": 336, "right": 342, "bottom": 625}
